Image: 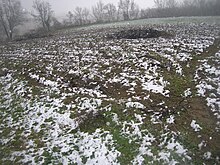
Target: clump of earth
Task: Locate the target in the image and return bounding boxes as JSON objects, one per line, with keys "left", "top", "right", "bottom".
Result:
{"left": 108, "top": 28, "right": 172, "bottom": 39}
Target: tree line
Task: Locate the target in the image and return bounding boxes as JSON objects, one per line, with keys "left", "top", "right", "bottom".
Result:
{"left": 0, "top": 0, "right": 140, "bottom": 40}
{"left": 141, "top": 0, "right": 220, "bottom": 19}
{"left": 64, "top": 0, "right": 140, "bottom": 26}
{"left": 0, "top": 0, "right": 220, "bottom": 41}
{"left": 0, "top": 0, "right": 54, "bottom": 40}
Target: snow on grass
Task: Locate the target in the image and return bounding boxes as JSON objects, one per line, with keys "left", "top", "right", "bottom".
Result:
{"left": 126, "top": 101, "right": 145, "bottom": 109}
{"left": 0, "top": 74, "right": 120, "bottom": 164}
{"left": 176, "top": 52, "right": 192, "bottom": 62}
{"left": 1, "top": 19, "right": 220, "bottom": 164}
{"left": 142, "top": 77, "right": 169, "bottom": 96}
{"left": 195, "top": 50, "right": 220, "bottom": 130}
{"left": 183, "top": 88, "right": 192, "bottom": 97}
{"left": 190, "top": 120, "right": 202, "bottom": 132}
{"left": 132, "top": 134, "right": 155, "bottom": 164}
{"left": 166, "top": 115, "right": 175, "bottom": 124}
{"left": 75, "top": 129, "right": 120, "bottom": 165}
{"left": 166, "top": 137, "right": 189, "bottom": 155}
{"left": 203, "top": 151, "right": 212, "bottom": 160}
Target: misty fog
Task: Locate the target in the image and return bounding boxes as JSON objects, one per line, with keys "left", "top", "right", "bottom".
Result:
{"left": 20, "top": 0, "right": 155, "bottom": 16}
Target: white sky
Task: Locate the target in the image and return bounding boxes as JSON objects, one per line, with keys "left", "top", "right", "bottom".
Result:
{"left": 21, "top": 0, "right": 155, "bottom": 16}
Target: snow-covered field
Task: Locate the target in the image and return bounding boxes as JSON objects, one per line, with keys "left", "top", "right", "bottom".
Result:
{"left": 0, "top": 17, "right": 220, "bottom": 164}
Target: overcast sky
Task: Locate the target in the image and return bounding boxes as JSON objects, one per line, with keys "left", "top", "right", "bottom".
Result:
{"left": 21, "top": 0, "right": 155, "bottom": 16}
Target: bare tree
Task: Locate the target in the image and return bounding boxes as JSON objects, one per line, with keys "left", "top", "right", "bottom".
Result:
{"left": 141, "top": 0, "right": 220, "bottom": 18}
{"left": 73, "top": 7, "right": 84, "bottom": 25}
{"left": 213, "top": 0, "right": 220, "bottom": 15}
{"left": 82, "top": 8, "right": 90, "bottom": 24}
{"left": 52, "top": 17, "right": 62, "bottom": 29}
{"left": 66, "top": 11, "right": 74, "bottom": 25}
{"left": 104, "top": 3, "right": 117, "bottom": 22}
{"left": 32, "top": 0, "right": 53, "bottom": 31}
{"left": 0, "top": 0, "right": 25, "bottom": 40}
{"left": 118, "top": 0, "right": 129, "bottom": 20}
{"left": 130, "top": 1, "right": 139, "bottom": 19}
{"left": 154, "top": 0, "right": 179, "bottom": 9}
{"left": 180, "top": 0, "right": 219, "bottom": 16}
{"left": 165, "top": 0, "right": 177, "bottom": 8}
{"left": 182, "top": 0, "right": 195, "bottom": 7}
{"left": 73, "top": 7, "right": 90, "bottom": 25}
{"left": 164, "top": 0, "right": 178, "bottom": 16}
{"left": 181, "top": 0, "right": 196, "bottom": 16}
{"left": 154, "top": 0, "right": 165, "bottom": 9}
{"left": 118, "top": 0, "right": 139, "bottom": 21}
{"left": 140, "top": 8, "right": 157, "bottom": 18}
{"left": 92, "top": 1, "right": 105, "bottom": 23}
